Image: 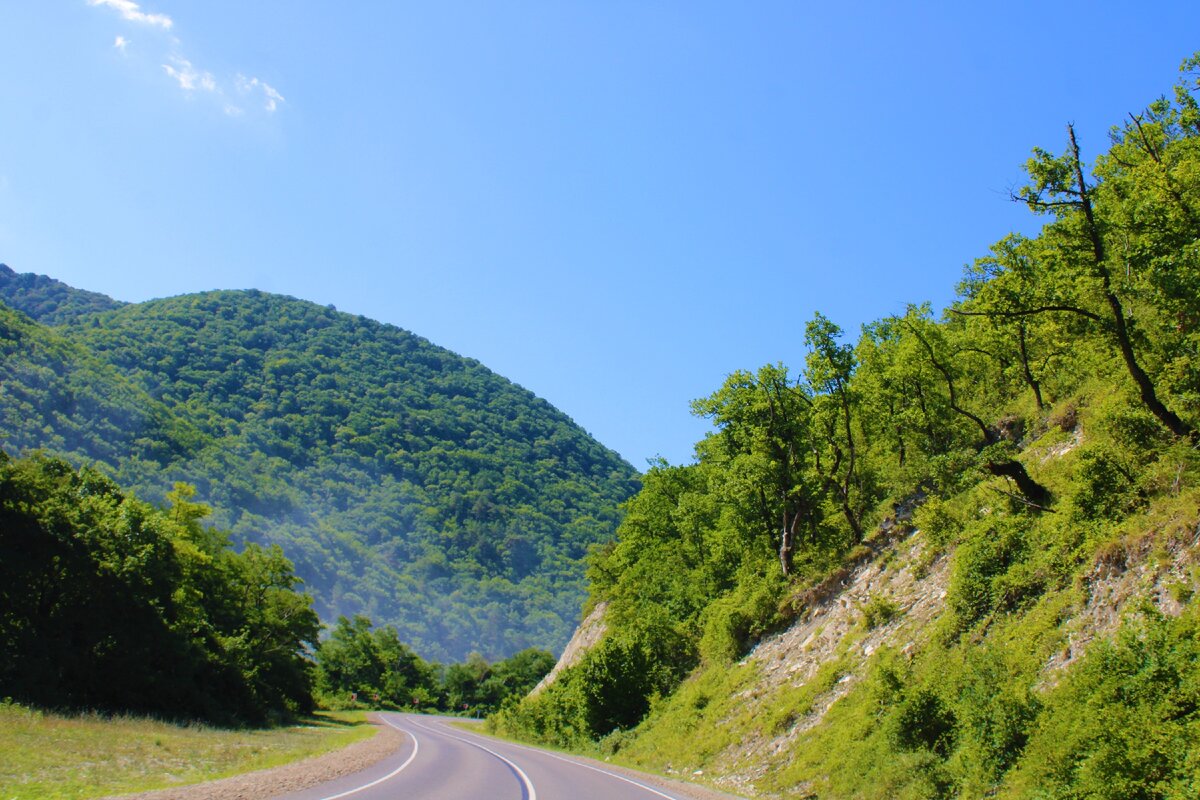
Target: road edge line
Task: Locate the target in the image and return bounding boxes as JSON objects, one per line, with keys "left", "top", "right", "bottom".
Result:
{"left": 311, "top": 717, "right": 420, "bottom": 800}
{"left": 407, "top": 717, "right": 538, "bottom": 800}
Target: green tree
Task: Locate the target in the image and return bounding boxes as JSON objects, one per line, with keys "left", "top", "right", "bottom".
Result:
{"left": 805, "top": 313, "right": 869, "bottom": 540}
{"left": 693, "top": 364, "right": 817, "bottom": 574}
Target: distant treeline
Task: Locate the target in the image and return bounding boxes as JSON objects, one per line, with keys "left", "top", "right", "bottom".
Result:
{"left": 313, "top": 614, "right": 554, "bottom": 717}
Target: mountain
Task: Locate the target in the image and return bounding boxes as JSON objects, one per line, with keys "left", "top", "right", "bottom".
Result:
{"left": 0, "top": 272, "right": 639, "bottom": 661}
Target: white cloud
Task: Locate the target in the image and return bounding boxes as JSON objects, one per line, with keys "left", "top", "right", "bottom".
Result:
{"left": 261, "top": 82, "right": 284, "bottom": 113}
{"left": 113, "top": 35, "right": 129, "bottom": 52}
{"left": 236, "top": 74, "right": 286, "bottom": 113}
{"left": 224, "top": 104, "right": 244, "bottom": 117}
{"left": 163, "top": 56, "right": 216, "bottom": 92}
{"left": 88, "top": 0, "right": 172, "bottom": 29}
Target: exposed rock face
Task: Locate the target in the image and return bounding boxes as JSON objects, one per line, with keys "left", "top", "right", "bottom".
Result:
{"left": 710, "top": 533, "right": 953, "bottom": 795}
{"left": 1041, "top": 519, "right": 1200, "bottom": 681}
{"left": 531, "top": 601, "right": 609, "bottom": 696}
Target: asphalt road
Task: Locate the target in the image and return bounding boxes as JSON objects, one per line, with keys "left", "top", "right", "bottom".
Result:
{"left": 277, "top": 713, "right": 721, "bottom": 800}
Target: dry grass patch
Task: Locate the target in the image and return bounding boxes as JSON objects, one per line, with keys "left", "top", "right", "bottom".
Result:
{"left": 0, "top": 702, "right": 374, "bottom": 800}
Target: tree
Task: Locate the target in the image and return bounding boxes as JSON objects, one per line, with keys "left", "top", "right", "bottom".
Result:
{"left": 805, "top": 313, "right": 868, "bottom": 540}
{"left": 314, "top": 615, "right": 435, "bottom": 707}
{"left": 1017, "top": 123, "right": 1194, "bottom": 441}
{"left": 899, "top": 306, "right": 1051, "bottom": 507}
{"left": 693, "top": 364, "right": 817, "bottom": 575}
{"left": 955, "top": 234, "right": 1083, "bottom": 411}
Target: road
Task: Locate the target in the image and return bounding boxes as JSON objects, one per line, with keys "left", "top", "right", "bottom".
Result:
{"left": 277, "top": 713, "right": 732, "bottom": 800}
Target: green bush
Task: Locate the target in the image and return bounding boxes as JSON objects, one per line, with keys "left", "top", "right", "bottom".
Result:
{"left": 859, "top": 594, "right": 902, "bottom": 630}
{"left": 946, "top": 519, "right": 1027, "bottom": 633}
{"left": 1071, "top": 444, "right": 1141, "bottom": 521}
{"left": 913, "top": 497, "right": 961, "bottom": 550}
{"left": 889, "top": 687, "right": 957, "bottom": 756}
{"left": 1000, "top": 606, "right": 1200, "bottom": 798}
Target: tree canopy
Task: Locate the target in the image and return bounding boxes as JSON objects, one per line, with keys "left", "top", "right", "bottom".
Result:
{"left": 0, "top": 454, "right": 318, "bottom": 724}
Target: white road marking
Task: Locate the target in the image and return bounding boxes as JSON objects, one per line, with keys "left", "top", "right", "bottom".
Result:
{"left": 311, "top": 717, "right": 420, "bottom": 800}
{"left": 407, "top": 717, "right": 539, "bottom": 800}
{"left": 496, "top": 737, "right": 684, "bottom": 800}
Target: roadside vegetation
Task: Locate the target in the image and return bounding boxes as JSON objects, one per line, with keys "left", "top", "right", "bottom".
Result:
{"left": 0, "top": 450, "right": 553, "bottom": 791}
{"left": 0, "top": 454, "right": 318, "bottom": 726}
{"left": 491, "top": 53, "right": 1200, "bottom": 798}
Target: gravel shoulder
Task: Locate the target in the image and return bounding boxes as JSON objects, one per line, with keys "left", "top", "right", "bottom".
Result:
{"left": 100, "top": 715, "right": 405, "bottom": 800}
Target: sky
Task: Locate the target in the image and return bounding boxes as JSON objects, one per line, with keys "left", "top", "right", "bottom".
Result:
{"left": 1, "top": 2, "right": 1198, "bottom": 468}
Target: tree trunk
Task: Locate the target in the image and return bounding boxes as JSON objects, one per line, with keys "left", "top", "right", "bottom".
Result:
{"left": 779, "top": 520, "right": 792, "bottom": 576}
{"left": 1068, "top": 124, "right": 1194, "bottom": 441}
{"left": 1016, "top": 323, "right": 1045, "bottom": 410}
{"left": 984, "top": 459, "right": 1050, "bottom": 507}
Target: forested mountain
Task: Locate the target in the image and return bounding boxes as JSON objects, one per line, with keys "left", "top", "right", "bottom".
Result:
{"left": 0, "top": 280, "right": 639, "bottom": 661}
{"left": 494, "top": 55, "right": 1200, "bottom": 798}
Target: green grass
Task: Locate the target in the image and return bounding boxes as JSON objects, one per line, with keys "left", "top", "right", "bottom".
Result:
{"left": 0, "top": 702, "right": 376, "bottom": 800}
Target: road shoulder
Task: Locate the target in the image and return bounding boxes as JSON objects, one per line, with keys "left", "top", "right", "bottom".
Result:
{"left": 99, "top": 715, "right": 405, "bottom": 800}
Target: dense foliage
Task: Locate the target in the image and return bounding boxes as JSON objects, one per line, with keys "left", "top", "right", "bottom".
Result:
{"left": 0, "top": 303, "right": 202, "bottom": 468}
{"left": 492, "top": 55, "right": 1200, "bottom": 796}
{"left": 0, "top": 453, "right": 319, "bottom": 725}
{"left": 312, "top": 614, "right": 555, "bottom": 717}
{"left": 0, "top": 285, "right": 639, "bottom": 660}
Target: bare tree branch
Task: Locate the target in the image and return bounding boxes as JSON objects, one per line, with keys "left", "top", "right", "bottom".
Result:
{"left": 949, "top": 305, "right": 1104, "bottom": 323}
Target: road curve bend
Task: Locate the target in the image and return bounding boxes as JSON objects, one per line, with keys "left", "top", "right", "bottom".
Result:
{"left": 275, "top": 713, "right": 742, "bottom": 800}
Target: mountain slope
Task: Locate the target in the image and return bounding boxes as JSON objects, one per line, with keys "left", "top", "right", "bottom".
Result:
{"left": 0, "top": 280, "right": 639, "bottom": 661}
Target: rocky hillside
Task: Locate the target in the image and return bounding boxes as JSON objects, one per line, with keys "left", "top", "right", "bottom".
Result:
{"left": 532, "top": 462, "right": 1200, "bottom": 798}
{"left": 490, "top": 57, "right": 1200, "bottom": 798}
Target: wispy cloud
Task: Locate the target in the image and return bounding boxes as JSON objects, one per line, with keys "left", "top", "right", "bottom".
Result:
{"left": 236, "top": 74, "right": 286, "bottom": 113}
{"left": 90, "top": 2, "right": 284, "bottom": 118}
{"left": 88, "top": 0, "right": 172, "bottom": 29}
{"left": 163, "top": 56, "right": 216, "bottom": 92}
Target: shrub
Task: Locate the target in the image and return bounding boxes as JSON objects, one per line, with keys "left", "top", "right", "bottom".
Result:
{"left": 889, "top": 686, "right": 957, "bottom": 756}
{"left": 859, "top": 594, "right": 902, "bottom": 630}
{"left": 913, "top": 497, "right": 961, "bottom": 550}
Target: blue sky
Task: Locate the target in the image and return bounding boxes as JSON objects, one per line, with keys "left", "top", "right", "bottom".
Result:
{"left": 1, "top": 2, "right": 1198, "bottom": 467}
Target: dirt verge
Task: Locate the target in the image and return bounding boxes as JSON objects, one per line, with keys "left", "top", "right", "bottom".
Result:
{"left": 100, "top": 714, "right": 404, "bottom": 800}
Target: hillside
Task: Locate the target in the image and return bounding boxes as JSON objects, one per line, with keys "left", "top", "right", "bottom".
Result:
{"left": 491, "top": 55, "right": 1200, "bottom": 798}
{"left": 0, "top": 279, "right": 639, "bottom": 661}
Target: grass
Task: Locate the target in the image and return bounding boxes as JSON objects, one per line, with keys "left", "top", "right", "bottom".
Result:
{"left": 0, "top": 702, "right": 376, "bottom": 800}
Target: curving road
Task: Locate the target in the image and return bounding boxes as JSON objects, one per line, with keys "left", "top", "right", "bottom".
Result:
{"left": 277, "top": 713, "right": 731, "bottom": 800}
